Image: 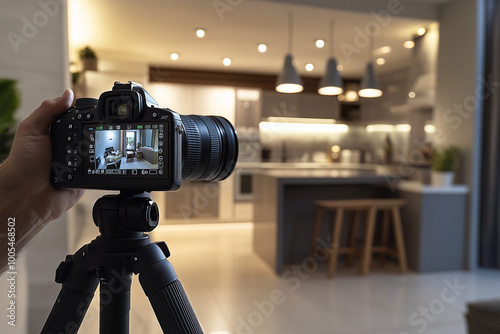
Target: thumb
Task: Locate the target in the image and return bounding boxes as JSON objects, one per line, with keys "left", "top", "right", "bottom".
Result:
{"left": 27, "top": 89, "right": 74, "bottom": 132}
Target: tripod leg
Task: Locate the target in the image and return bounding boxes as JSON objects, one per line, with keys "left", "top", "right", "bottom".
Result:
{"left": 41, "top": 248, "right": 99, "bottom": 334}
{"left": 138, "top": 255, "right": 203, "bottom": 333}
{"left": 99, "top": 271, "right": 132, "bottom": 334}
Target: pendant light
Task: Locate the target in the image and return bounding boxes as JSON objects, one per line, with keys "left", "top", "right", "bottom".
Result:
{"left": 276, "top": 13, "right": 303, "bottom": 93}
{"left": 358, "top": 35, "right": 383, "bottom": 98}
{"left": 318, "top": 20, "right": 343, "bottom": 95}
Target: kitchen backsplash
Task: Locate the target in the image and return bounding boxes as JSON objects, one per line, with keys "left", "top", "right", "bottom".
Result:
{"left": 254, "top": 124, "right": 415, "bottom": 164}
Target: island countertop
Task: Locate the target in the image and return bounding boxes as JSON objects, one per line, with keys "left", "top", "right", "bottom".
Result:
{"left": 252, "top": 169, "right": 469, "bottom": 274}
{"left": 252, "top": 168, "right": 400, "bottom": 274}
{"left": 254, "top": 167, "right": 399, "bottom": 186}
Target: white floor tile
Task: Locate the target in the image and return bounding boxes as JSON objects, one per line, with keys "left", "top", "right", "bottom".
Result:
{"left": 74, "top": 224, "right": 500, "bottom": 334}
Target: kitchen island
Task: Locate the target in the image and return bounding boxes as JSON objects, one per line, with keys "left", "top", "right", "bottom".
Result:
{"left": 253, "top": 167, "right": 400, "bottom": 274}
{"left": 253, "top": 167, "right": 469, "bottom": 275}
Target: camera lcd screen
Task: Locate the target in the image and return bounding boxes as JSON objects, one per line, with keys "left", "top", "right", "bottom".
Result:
{"left": 85, "top": 124, "right": 165, "bottom": 177}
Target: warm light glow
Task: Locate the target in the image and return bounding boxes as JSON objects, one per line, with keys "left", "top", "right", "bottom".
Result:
{"left": 305, "top": 63, "right": 314, "bottom": 71}
{"left": 377, "top": 46, "right": 392, "bottom": 54}
{"left": 417, "top": 27, "right": 426, "bottom": 36}
{"left": 68, "top": 0, "right": 98, "bottom": 59}
{"left": 315, "top": 39, "right": 325, "bottom": 48}
{"left": 223, "top": 57, "right": 231, "bottom": 66}
{"left": 196, "top": 28, "right": 206, "bottom": 38}
{"left": 260, "top": 122, "right": 348, "bottom": 133}
{"left": 318, "top": 86, "right": 343, "bottom": 96}
{"left": 366, "top": 124, "right": 411, "bottom": 132}
{"left": 409, "top": 91, "right": 416, "bottom": 98}
{"left": 376, "top": 57, "right": 386, "bottom": 65}
{"left": 395, "top": 124, "right": 411, "bottom": 132}
{"left": 359, "top": 88, "right": 383, "bottom": 98}
{"left": 425, "top": 124, "right": 436, "bottom": 133}
{"left": 403, "top": 40, "right": 415, "bottom": 49}
{"left": 170, "top": 52, "right": 179, "bottom": 61}
{"left": 331, "top": 145, "right": 341, "bottom": 153}
{"left": 258, "top": 43, "right": 267, "bottom": 53}
{"left": 339, "top": 90, "right": 359, "bottom": 102}
{"left": 337, "top": 64, "right": 343, "bottom": 71}
{"left": 276, "top": 83, "right": 303, "bottom": 93}
{"left": 267, "top": 117, "right": 336, "bottom": 124}
{"left": 366, "top": 124, "right": 394, "bottom": 132}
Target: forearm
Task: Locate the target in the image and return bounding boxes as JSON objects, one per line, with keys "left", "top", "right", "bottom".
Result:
{"left": 0, "top": 161, "right": 45, "bottom": 273}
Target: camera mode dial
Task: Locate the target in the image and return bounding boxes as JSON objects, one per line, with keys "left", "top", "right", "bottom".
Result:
{"left": 75, "top": 98, "right": 98, "bottom": 110}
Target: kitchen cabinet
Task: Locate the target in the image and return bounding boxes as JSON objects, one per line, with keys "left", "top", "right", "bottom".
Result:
{"left": 162, "top": 182, "right": 220, "bottom": 221}
{"left": 262, "top": 91, "right": 340, "bottom": 120}
{"left": 396, "top": 182, "right": 468, "bottom": 272}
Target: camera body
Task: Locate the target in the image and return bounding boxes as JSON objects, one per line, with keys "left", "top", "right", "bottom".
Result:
{"left": 51, "top": 82, "right": 183, "bottom": 191}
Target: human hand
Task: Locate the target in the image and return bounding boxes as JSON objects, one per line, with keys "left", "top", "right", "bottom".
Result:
{"left": 1, "top": 89, "right": 84, "bottom": 225}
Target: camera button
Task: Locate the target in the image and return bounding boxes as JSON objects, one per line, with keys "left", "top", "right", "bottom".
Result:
{"left": 67, "top": 123, "right": 76, "bottom": 131}
{"left": 85, "top": 113, "right": 94, "bottom": 121}
{"left": 67, "top": 174, "right": 73, "bottom": 181}
{"left": 152, "top": 111, "right": 159, "bottom": 119}
{"left": 66, "top": 135, "right": 73, "bottom": 143}
{"left": 77, "top": 113, "right": 84, "bottom": 120}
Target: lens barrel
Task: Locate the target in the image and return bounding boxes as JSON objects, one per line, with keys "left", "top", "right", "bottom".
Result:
{"left": 180, "top": 115, "right": 238, "bottom": 182}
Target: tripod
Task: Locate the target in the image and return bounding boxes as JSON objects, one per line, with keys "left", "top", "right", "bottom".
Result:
{"left": 41, "top": 191, "right": 203, "bottom": 334}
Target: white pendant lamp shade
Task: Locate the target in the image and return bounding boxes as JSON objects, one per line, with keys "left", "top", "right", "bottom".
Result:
{"left": 276, "top": 54, "right": 303, "bottom": 93}
{"left": 318, "top": 57, "right": 343, "bottom": 95}
{"left": 358, "top": 62, "right": 383, "bottom": 98}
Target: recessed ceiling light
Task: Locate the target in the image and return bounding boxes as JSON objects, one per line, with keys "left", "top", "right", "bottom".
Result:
{"left": 409, "top": 91, "right": 416, "bottom": 98}
{"left": 258, "top": 43, "right": 267, "bottom": 53}
{"left": 315, "top": 39, "right": 325, "bottom": 48}
{"left": 376, "top": 57, "right": 385, "bottom": 65}
{"left": 417, "top": 27, "right": 426, "bottom": 36}
{"left": 337, "top": 64, "right": 343, "bottom": 71}
{"left": 170, "top": 52, "right": 179, "bottom": 61}
{"left": 196, "top": 28, "right": 206, "bottom": 38}
{"left": 403, "top": 40, "right": 415, "bottom": 49}
{"left": 305, "top": 63, "right": 314, "bottom": 71}
{"left": 377, "top": 46, "right": 392, "bottom": 54}
{"left": 223, "top": 57, "right": 231, "bottom": 66}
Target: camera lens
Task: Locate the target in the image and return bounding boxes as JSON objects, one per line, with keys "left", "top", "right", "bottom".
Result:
{"left": 180, "top": 115, "right": 238, "bottom": 181}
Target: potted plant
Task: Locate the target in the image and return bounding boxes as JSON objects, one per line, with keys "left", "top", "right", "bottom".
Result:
{"left": 0, "top": 79, "right": 20, "bottom": 162}
{"left": 431, "top": 146, "right": 460, "bottom": 186}
{"left": 79, "top": 45, "right": 98, "bottom": 71}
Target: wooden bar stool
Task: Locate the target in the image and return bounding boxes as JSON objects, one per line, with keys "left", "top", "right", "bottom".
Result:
{"left": 310, "top": 198, "right": 408, "bottom": 277}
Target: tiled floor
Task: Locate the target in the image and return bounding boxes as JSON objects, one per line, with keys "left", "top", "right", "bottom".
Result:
{"left": 77, "top": 223, "right": 500, "bottom": 334}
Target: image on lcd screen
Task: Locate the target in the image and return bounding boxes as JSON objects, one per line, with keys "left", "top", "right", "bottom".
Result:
{"left": 91, "top": 126, "right": 161, "bottom": 174}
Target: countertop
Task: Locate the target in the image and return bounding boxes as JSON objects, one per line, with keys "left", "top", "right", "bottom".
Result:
{"left": 236, "top": 161, "right": 376, "bottom": 170}
{"left": 396, "top": 180, "right": 469, "bottom": 194}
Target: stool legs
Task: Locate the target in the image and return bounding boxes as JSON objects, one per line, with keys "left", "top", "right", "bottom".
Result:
{"left": 328, "top": 208, "right": 345, "bottom": 278}
{"left": 346, "top": 210, "right": 360, "bottom": 267}
{"left": 360, "top": 207, "right": 377, "bottom": 275}
{"left": 391, "top": 206, "right": 408, "bottom": 273}
{"left": 310, "top": 207, "right": 324, "bottom": 258}
{"left": 379, "top": 209, "right": 391, "bottom": 267}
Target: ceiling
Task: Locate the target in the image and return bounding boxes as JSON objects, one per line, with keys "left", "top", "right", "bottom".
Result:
{"left": 68, "top": 0, "right": 443, "bottom": 79}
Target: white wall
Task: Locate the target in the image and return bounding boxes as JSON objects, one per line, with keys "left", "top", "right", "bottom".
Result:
{"left": 0, "top": 0, "right": 70, "bottom": 331}
{"left": 434, "top": 0, "right": 478, "bottom": 269}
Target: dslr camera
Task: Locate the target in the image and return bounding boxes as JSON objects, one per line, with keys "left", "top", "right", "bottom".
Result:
{"left": 50, "top": 81, "right": 238, "bottom": 191}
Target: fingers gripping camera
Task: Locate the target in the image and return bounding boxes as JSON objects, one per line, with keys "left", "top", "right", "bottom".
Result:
{"left": 50, "top": 81, "right": 238, "bottom": 191}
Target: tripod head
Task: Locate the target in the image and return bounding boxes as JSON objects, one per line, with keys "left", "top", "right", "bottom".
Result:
{"left": 41, "top": 192, "right": 203, "bottom": 334}
{"left": 92, "top": 191, "right": 159, "bottom": 238}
